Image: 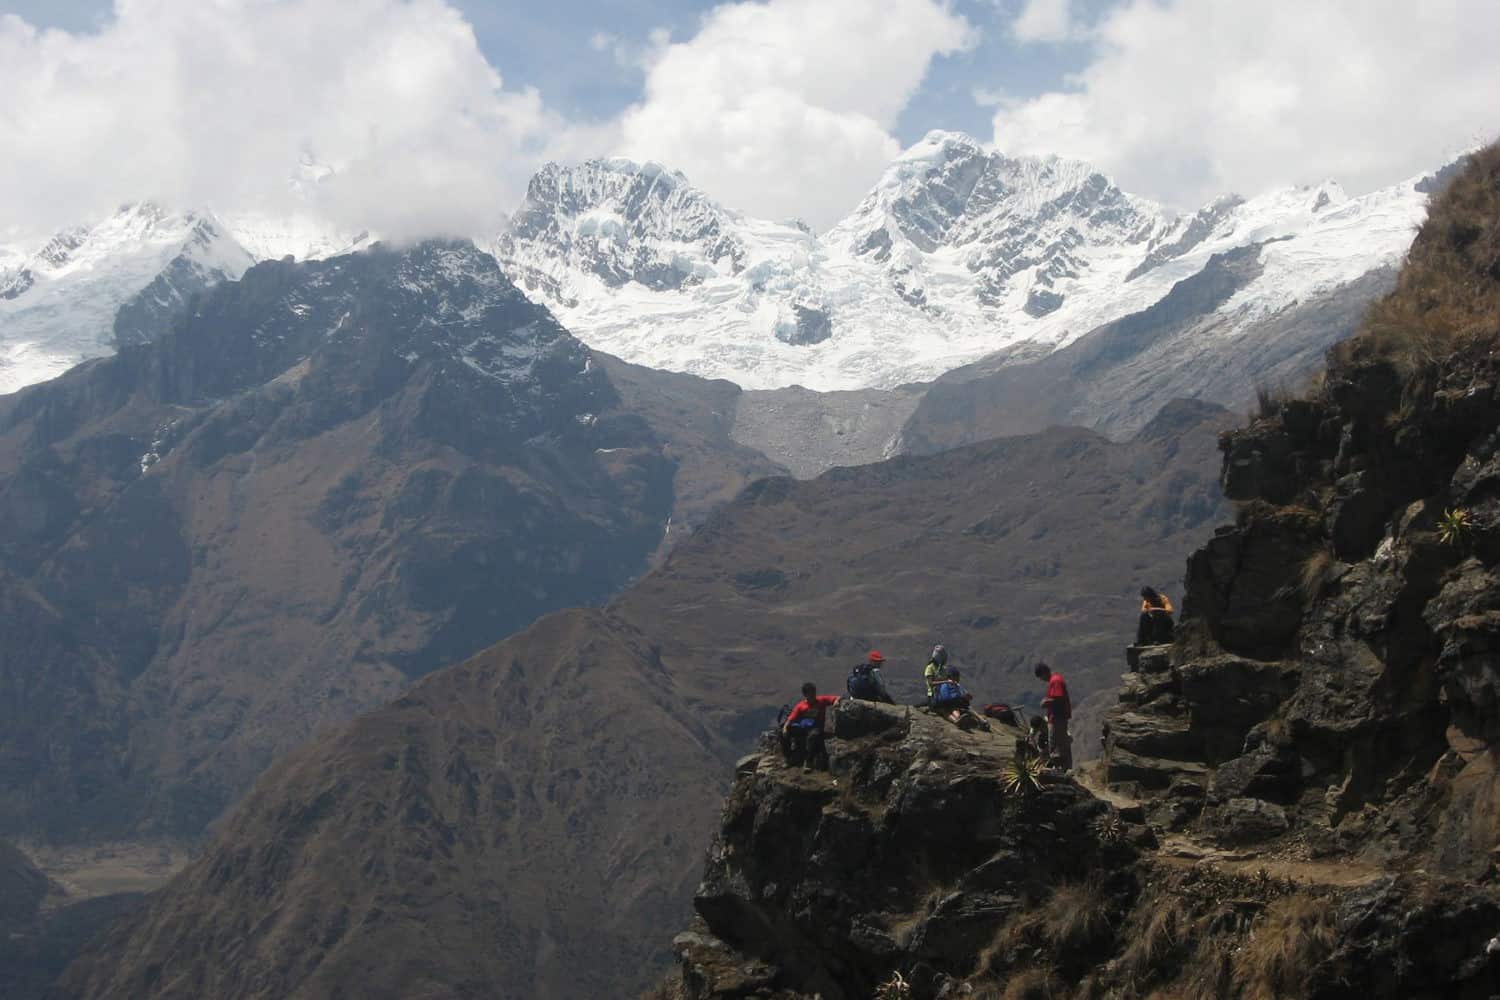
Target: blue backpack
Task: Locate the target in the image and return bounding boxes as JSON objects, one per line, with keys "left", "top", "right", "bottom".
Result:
{"left": 847, "top": 663, "right": 881, "bottom": 699}
{"left": 933, "top": 680, "right": 966, "bottom": 709}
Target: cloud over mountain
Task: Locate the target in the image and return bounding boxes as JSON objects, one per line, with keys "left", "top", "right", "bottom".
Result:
{"left": 994, "top": 0, "right": 1500, "bottom": 208}
{"left": 617, "top": 0, "right": 974, "bottom": 229}
{"left": 0, "top": 0, "right": 556, "bottom": 242}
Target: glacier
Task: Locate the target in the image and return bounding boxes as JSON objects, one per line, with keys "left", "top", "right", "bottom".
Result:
{"left": 493, "top": 131, "right": 1432, "bottom": 391}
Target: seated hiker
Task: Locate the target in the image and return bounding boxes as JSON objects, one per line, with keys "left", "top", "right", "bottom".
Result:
{"left": 1034, "top": 661, "right": 1073, "bottom": 771}
{"left": 781, "top": 682, "right": 840, "bottom": 770}
{"left": 1027, "top": 715, "right": 1050, "bottom": 758}
{"left": 847, "top": 650, "right": 894, "bottom": 704}
{"left": 922, "top": 644, "right": 950, "bottom": 706}
{"left": 1137, "top": 586, "right": 1176, "bottom": 645}
{"left": 931, "top": 667, "right": 972, "bottom": 718}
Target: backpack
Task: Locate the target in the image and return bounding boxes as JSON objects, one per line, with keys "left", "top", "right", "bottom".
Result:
{"left": 983, "top": 702, "right": 1018, "bottom": 726}
{"left": 847, "top": 662, "right": 881, "bottom": 700}
{"left": 933, "top": 680, "right": 965, "bottom": 709}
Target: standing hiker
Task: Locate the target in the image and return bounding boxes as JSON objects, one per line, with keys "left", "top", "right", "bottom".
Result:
{"left": 1033, "top": 661, "right": 1073, "bottom": 771}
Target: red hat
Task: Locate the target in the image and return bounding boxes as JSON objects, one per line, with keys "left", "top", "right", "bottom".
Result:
{"left": 868, "top": 650, "right": 885, "bottom": 663}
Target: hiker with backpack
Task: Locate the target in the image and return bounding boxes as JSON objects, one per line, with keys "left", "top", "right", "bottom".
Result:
{"left": 847, "top": 650, "right": 894, "bottom": 703}
{"left": 1034, "top": 661, "right": 1073, "bottom": 770}
{"left": 781, "top": 682, "right": 840, "bottom": 770}
{"left": 1137, "top": 586, "right": 1175, "bottom": 646}
{"left": 922, "top": 644, "right": 950, "bottom": 706}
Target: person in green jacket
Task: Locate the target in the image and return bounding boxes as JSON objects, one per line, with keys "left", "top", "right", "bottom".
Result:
{"left": 922, "top": 644, "right": 949, "bottom": 706}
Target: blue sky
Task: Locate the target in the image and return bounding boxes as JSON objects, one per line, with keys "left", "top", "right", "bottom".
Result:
{"left": 1, "top": 1, "right": 1495, "bottom": 238}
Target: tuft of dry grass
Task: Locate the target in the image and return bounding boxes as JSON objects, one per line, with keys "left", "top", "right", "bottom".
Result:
{"left": 982, "top": 880, "right": 1114, "bottom": 975}
{"left": 1000, "top": 968, "right": 1065, "bottom": 1000}
{"left": 1300, "top": 549, "right": 1335, "bottom": 601}
{"left": 1232, "top": 895, "right": 1337, "bottom": 1000}
{"left": 1116, "top": 894, "right": 1191, "bottom": 986}
{"left": 1039, "top": 881, "right": 1114, "bottom": 955}
{"left": 1179, "top": 938, "right": 1236, "bottom": 999}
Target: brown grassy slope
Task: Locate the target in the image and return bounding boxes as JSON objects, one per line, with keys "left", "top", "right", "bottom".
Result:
{"left": 61, "top": 402, "right": 1230, "bottom": 1000}
{"left": 1347, "top": 142, "right": 1500, "bottom": 365}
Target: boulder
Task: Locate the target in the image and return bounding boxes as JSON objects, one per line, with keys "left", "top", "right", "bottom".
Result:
{"left": 832, "top": 699, "right": 906, "bottom": 740}
{"left": 1125, "top": 645, "right": 1172, "bottom": 672}
{"left": 1210, "top": 797, "right": 1289, "bottom": 845}
{"left": 1108, "top": 711, "right": 1198, "bottom": 759}
{"left": 1208, "top": 748, "right": 1300, "bottom": 804}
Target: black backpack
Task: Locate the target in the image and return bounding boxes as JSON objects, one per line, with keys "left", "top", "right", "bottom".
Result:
{"left": 847, "top": 662, "right": 881, "bottom": 699}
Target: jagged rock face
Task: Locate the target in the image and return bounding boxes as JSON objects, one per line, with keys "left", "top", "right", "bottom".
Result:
{"left": 661, "top": 703, "right": 1500, "bottom": 1000}
{"left": 840, "top": 133, "right": 1161, "bottom": 310}
{"left": 58, "top": 402, "right": 1229, "bottom": 1000}
{"left": 0, "top": 241, "right": 708, "bottom": 840}
{"left": 500, "top": 158, "right": 748, "bottom": 294}
{"left": 1104, "top": 350, "right": 1500, "bottom": 873}
{"left": 681, "top": 703, "right": 1142, "bottom": 998}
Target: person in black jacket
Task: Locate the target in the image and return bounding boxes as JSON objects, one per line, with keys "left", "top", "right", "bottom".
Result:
{"left": 1137, "top": 586, "right": 1175, "bottom": 646}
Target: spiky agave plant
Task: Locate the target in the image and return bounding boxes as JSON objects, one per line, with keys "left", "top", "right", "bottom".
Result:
{"left": 1002, "top": 747, "right": 1047, "bottom": 796}
{"left": 874, "top": 971, "right": 912, "bottom": 1000}
{"left": 1439, "top": 507, "right": 1475, "bottom": 546}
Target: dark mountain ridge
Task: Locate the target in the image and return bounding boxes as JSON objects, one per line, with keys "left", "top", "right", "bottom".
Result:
{"left": 0, "top": 240, "right": 781, "bottom": 842}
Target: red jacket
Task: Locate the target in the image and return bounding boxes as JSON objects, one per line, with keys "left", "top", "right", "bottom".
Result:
{"left": 786, "top": 695, "right": 840, "bottom": 728}
{"left": 1044, "top": 672, "right": 1072, "bottom": 721}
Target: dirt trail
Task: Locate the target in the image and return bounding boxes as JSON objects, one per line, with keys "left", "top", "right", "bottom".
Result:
{"left": 1074, "top": 767, "right": 1386, "bottom": 889}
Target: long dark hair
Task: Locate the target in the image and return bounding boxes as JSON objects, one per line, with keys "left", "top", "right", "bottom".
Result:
{"left": 1141, "top": 586, "right": 1164, "bottom": 606}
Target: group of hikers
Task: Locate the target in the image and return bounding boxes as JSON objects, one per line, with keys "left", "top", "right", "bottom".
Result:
{"left": 779, "top": 586, "right": 1178, "bottom": 776}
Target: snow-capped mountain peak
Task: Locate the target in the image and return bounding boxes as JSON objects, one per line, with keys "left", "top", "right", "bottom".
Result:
{"left": 494, "top": 131, "right": 1435, "bottom": 390}
{"left": 0, "top": 204, "right": 256, "bottom": 393}
{"left": 0, "top": 133, "right": 1445, "bottom": 398}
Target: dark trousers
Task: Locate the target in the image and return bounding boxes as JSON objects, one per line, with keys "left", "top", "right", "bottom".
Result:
{"left": 1137, "top": 609, "right": 1175, "bottom": 646}
{"left": 783, "top": 727, "right": 827, "bottom": 767}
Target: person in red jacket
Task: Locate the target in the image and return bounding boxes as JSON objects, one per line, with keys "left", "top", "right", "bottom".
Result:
{"left": 1033, "top": 661, "right": 1073, "bottom": 771}
{"left": 782, "top": 682, "right": 840, "bottom": 771}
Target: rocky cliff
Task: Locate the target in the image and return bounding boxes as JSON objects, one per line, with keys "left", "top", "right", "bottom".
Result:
{"left": 656, "top": 699, "right": 1500, "bottom": 999}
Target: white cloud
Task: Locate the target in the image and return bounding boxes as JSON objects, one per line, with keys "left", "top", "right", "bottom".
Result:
{"left": 991, "top": 0, "right": 1500, "bottom": 208}
{"left": 1012, "top": 0, "right": 1079, "bottom": 43}
{"left": 616, "top": 0, "right": 974, "bottom": 228}
{"left": 0, "top": 0, "right": 559, "bottom": 242}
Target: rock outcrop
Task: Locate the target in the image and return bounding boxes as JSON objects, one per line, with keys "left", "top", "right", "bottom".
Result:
{"left": 1101, "top": 345, "right": 1500, "bottom": 875}
{"left": 669, "top": 702, "right": 1144, "bottom": 999}
{"left": 659, "top": 699, "right": 1500, "bottom": 1000}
